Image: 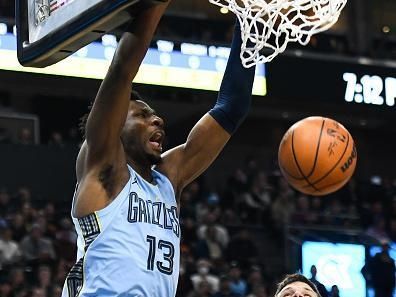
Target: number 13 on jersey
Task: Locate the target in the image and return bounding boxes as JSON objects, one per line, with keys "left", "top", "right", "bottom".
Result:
{"left": 146, "top": 235, "right": 175, "bottom": 275}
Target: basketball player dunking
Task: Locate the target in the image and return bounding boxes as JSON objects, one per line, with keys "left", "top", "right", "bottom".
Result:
{"left": 61, "top": 1, "right": 256, "bottom": 296}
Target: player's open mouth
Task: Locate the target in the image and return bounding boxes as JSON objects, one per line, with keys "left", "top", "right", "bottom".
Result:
{"left": 149, "top": 131, "right": 164, "bottom": 152}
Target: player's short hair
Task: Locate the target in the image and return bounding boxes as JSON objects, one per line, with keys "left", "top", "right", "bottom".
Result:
{"left": 79, "top": 89, "right": 145, "bottom": 139}
{"left": 130, "top": 89, "right": 145, "bottom": 101}
{"left": 274, "top": 274, "right": 321, "bottom": 297}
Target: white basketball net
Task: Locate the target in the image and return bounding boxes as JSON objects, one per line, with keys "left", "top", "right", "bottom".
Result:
{"left": 209, "top": 0, "right": 347, "bottom": 67}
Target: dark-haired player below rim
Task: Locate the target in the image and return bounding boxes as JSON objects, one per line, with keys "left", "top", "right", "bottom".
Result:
{"left": 274, "top": 274, "right": 322, "bottom": 297}
{"left": 60, "top": 1, "right": 257, "bottom": 296}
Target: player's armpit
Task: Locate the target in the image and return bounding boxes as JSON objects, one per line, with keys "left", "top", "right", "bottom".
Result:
{"left": 158, "top": 113, "right": 231, "bottom": 194}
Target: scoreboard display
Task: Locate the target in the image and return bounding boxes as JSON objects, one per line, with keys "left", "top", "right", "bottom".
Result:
{"left": 267, "top": 53, "right": 396, "bottom": 109}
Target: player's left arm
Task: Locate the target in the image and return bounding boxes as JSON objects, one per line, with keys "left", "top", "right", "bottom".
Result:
{"left": 158, "top": 22, "right": 256, "bottom": 195}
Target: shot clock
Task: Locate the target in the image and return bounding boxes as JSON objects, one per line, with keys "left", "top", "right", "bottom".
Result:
{"left": 267, "top": 54, "right": 396, "bottom": 110}
{"left": 343, "top": 72, "right": 396, "bottom": 106}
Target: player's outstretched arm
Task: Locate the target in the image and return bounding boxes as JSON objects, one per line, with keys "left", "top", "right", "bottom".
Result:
{"left": 84, "top": 2, "right": 169, "bottom": 162}
{"left": 158, "top": 21, "right": 256, "bottom": 195}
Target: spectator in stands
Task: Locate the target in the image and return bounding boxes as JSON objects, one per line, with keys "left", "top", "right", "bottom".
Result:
{"left": 187, "top": 280, "right": 214, "bottom": 297}
{"left": 0, "top": 188, "right": 12, "bottom": 216}
{"left": 241, "top": 170, "right": 273, "bottom": 224}
{"left": 309, "top": 198, "right": 325, "bottom": 225}
{"left": 48, "top": 131, "right": 65, "bottom": 148}
{"left": 181, "top": 217, "right": 198, "bottom": 250}
{"left": 16, "top": 187, "right": 32, "bottom": 205}
{"left": 243, "top": 156, "right": 259, "bottom": 180}
{"left": 220, "top": 208, "right": 241, "bottom": 226}
{"left": 53, "top": 259, "right": 70, "bottom": 287}
{"left": 51, "top": 285, "right": 62, "bottom": 297}
{"left": 291, "top": 195, "right": 312, "bottom": 225}
{"left": 309, "top": 265, "right": 328, "bottom": 297}
{"left": 365, "top": 217, "right": 390, "bottom": 243}
{"left": 8, "top": 267, "right": 26, "bottom": 296}
{"left": 228, "top": 261, "right": 247, "bottom": 296}
{"left": 246, "top": 266, "right": 264, "bottom": 295}
{"left": 365, "top": 241, "right": 395, "bottom": 297}
{"left": 180, "top": 189, "right": 197, "bottom": 222}
{"left": 226, "top": 229, "right": 258, "bottom": 270}
{"left": 195, "top": 224, "right": 225, "bottom": 261}
{"left": 17, "top": 128, "right": 33, "bottom": 145}
{"left": 183, "top": 181, "right": 204, "bottom": 222}
{"left": 176, "top": 258, "right": 194, "bottom": 297}
{"left": 54, "top": 218, "right": 76, "bottom": 261}
{"left": 43, "top": 203, "right": 57, "bottom": 239}
{"left": 21, "top": 202, "right": 37, "bottom": 226}
{"left": 0, "top": 281, "right": 12, "bottom": 297}
{"left": 191, "top": 259, "right": 220, "bottom": 293}
{"left": 0, "top": 226, "right": 21, "bottom": 268}
{"left": 343, "top": 203, "right": 359, "bottom": 228}
{"left": 37, "top": 265, "right": 53, "bottom": 297}
{"left": 271, "top": 188, "right": 294, "bottom": 231}
{"left": 31, "top": 287, "right": 46, "bottom": 297}
{"left": 323, "top": 198, "right": 344, "bottom": 226}
{"left": 19, "top": 223, "right": 56, "bottom": 264}
{"left": 10, "top": 213, "right": 27, "bottom": 242}
{"left": 196, "top": 192, "right": 222, "bottom": 225}
{"left": 329, "top": 285, "right": 340, "bottom": 297}
{"left": 197, "top": 213, "right": 229, "bottom": 249}
{"left": 246, "top": 284, "right": 268, "bottom": 297}
{"left": 35, "top": 212, "right": 49, "bottom": 237}
{"left": 213, "top": 275, "right": 239, "bottom": 297}
{"left": 223, "top": 168, "right": 248, "bottom": 209}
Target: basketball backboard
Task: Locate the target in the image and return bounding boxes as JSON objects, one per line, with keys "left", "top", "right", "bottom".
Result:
{"left": 16, "top": 0, "right": 165, "bottom": 67}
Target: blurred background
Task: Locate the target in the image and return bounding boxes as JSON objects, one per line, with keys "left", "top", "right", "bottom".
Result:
{"left": 0, "top": 0, "right": 396, "bottom": 296}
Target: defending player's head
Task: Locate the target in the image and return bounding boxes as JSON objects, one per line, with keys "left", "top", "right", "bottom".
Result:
{"left": 121, "top": 90, "right": 165, "bottom": 166}
{"left": 274, "top": 274, "right": 321, "bottom": 297}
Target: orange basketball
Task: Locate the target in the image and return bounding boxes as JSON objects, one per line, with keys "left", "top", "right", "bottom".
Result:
{"left": 278, "top": 116, "right": 357, "bottom": 196}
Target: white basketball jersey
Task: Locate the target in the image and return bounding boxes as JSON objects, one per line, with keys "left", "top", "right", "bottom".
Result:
{"left": 61, "top": 165, "right": 180, "bottom": 297}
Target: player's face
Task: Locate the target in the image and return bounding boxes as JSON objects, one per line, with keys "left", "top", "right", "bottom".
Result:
{"left": 121, "top": 100, "right": 165, "bottom": 165}
{"left": 276, "top": 282, "right": 318, "bottom": 297}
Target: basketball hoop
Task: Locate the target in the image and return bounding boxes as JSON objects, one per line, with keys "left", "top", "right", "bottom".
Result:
{"left": 209, "top": 0, "right": 348, "bottom": 67}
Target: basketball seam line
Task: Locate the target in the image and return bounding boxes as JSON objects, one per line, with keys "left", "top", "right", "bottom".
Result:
{"left": 279, "top": 163, "right": 304, "bottom": 180}
{"left": 291, "top": 130, "right": 320, "bottom": 192}
{"left": 278, "top": 120, "right": 324, "bottom": 181}
{"left": 278, "top": 144, "right": 304, "bottom": 180}
{"left": 302, "top": 135, "right": 351, "bottom": 188}
{"left": 306, "top": 120, "right": 325, "bottom": 178}
{"left": 311, "top": 178, "right": 348, "bottom": 193}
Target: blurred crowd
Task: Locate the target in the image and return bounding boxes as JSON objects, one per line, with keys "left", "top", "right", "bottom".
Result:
{"left": 0, "top": 186, "right": 75, "bottom": 297}
{"left": 0, "top": 152, "right": 395, "bottom": 296}
{"left": 0, "top": 126, "right": 80, "bottom": 147}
